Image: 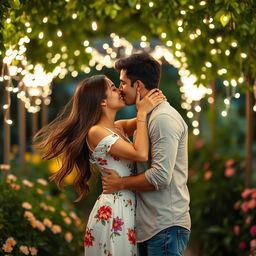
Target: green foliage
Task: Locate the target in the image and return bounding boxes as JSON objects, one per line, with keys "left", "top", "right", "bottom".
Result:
{"left": 0, "top": 164, "right": 84, "bottom": 255}
{"left": 0, "top": 0, "right": 255, "bottom": 87}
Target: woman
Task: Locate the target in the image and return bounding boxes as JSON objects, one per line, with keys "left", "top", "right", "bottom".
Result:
{"left": 34, "top": 75, "right": 165, "bottom": 256}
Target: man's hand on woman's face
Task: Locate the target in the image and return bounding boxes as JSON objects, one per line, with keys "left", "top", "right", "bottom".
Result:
{"left": 101, "top": 168, "right": 122, "bottom": 194}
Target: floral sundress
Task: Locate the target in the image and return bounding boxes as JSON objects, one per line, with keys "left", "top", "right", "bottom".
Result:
{"left": 84, "top": 129, "right": 137, "bottom": 256}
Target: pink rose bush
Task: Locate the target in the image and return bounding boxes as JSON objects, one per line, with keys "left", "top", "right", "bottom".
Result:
{"left": 233, "top": 188, "right": 256, "bottom": 255}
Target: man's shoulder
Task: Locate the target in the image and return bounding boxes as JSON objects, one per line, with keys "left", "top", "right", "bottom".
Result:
{"left": 150, "top": 101, "right": 182, "bottom": 120}
{"left": 148, "top": 102, "right": 188, "bottom": 132}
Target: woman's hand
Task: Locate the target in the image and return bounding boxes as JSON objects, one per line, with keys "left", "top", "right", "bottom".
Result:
{"left": 136, "top": 88, "right": 166, "bottom": 115}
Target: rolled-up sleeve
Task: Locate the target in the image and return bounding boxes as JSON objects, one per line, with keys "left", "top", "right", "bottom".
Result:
{"left": 144, "top": 114, "right": 180, "bottom": 190}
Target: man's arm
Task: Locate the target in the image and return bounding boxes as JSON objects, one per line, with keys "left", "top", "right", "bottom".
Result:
{"left": 102, "top": 169, "right": 155, "bottom": 193}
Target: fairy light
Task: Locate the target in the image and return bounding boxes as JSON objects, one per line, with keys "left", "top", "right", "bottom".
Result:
{"left": 6, "top": 18, "right": 11, "bottom": 23}
{"left": 136, "top": 3, "right": 141, "bottom": 10}
{"left": 205, "top": 61, "right": 212, "bottom": 68}
{"left": 39, "top": 32, "right": 44, "bottom": 39}
{"left": 82, "top": 41, "right": 89, "bottom": 48}
{"left": 231, "top": 79, "right": 237, "bottom": 87}
{"left": 196, "top": 29, "right": 201, "bottom": 35}
{"left": 43, "top": 17, "right": 48, "bottom": 23}
{"left": 178, "top": 27, "right": 184, "bottom": 32}
{"left": 161, "top": 32, "right": 167, "bottom": 39}
{"left": 238, "top": 77, "right": 244, "bottom": 83}
{"left": 141, "top": 35, "right": 147, "bottom": 41}
{"left": 221, "top": 111, "right": 227, "bottom": 117}
{"left": 72, "top": 13, "right": 78, "bottom": 19}
{"left": 240, "top": 53, "right": 247, "bottom": 58}
{"left": 235, "top": 93, "right": 240, "bottom": 99}
{"left": 223, "top": 80, "right": 229, "bottom": 86}
{"left": 210, "top": 49, "right": 217, "bottom": 55}
{"left": 216, "top": 36, "right": 222, "bottom": 42}
{"left": 192, "top": 120, "right": 199, "bottom": 127}
{"left": 149, "top": 2, "right": 154, "bottom": 7}
{"left": 180, "top": 10, "right": 186, "bottom": 15}
{"left": 209, "top": 24, "right": 215, "bottom": 29}
{"left": 225, "top": 50, "right": 230, "bottom": 56}
{"left": 200, "top": 1, "right": 206, "bottom": 5}
{"left": 231, "top": 41, "right": 237, "bottom": 47}
{"left": 177, "top": 19, "right": 183, "bottom": 26}
{"left": 47, "top": 41, "right": 53, "bottom": 47}
{"left": 91, "top": 21, "right": 97, "bottom": 31}
{"left": 189, "top": 34, "right": 195, "bottom": 40}
{"left": 193, "top": 129, "right": 200, "bottom": 135}
{"left": 57, "top": 30, "right": 62, "bottom": 37}
{"left": 166, "top": 40, "right": 173, "bottom": 46}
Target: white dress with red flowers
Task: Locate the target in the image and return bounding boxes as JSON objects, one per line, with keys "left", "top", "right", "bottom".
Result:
{"left": 84, "top": 131, "right": 137, "bottom": 256}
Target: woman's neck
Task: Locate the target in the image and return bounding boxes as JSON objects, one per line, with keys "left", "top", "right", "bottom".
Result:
{"left": 98, "top": 111, "right": 117, "bottom": 129}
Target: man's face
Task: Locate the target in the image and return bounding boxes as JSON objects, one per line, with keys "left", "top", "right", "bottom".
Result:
{"left": 119, "top": 69, "right": 137, "bottom": 105}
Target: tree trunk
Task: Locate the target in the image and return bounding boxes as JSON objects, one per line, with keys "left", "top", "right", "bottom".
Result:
{"left": 18, "top": 81, "right": 26, "bottom": 168}
{"left": 245, "top": 77, "right": 254, "bottom": 187}
{"left": 2, "top": 64, "right": 11, "bottom": 165}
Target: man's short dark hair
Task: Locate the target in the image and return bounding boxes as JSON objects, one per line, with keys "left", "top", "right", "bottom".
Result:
{"left": 115, "top": 52, "right": 161, "bottom": 90}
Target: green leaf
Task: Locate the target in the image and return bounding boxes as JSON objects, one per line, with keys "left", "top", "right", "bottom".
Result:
{"left": 128, "top": 0, "right": 136, "bottom": 8}
{"left": 8, "top": 0, "right": 20, "bottom": 9}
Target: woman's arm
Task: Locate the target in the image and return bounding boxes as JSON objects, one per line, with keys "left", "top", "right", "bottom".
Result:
{"left": 114, "top": 118, "right": 137, "bottom": 137}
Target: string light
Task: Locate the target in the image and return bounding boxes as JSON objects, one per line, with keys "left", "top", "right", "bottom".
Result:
{"left": 91, "top": 21, "right": 97, "bottom": 31}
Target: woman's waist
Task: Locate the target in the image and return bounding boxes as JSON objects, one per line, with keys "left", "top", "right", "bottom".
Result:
{"left": 98, "top": 190, "right": 135, "bottom": 202}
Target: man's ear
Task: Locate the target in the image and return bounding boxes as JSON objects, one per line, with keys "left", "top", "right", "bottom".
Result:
{"left": 136, "top": 80, "right": 145, "bottom": 91}
{"left": 100, "top": 99, "right": 107, "bottom": 107}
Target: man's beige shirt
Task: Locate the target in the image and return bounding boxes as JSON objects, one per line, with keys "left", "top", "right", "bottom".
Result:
{"left": 136, "top": 101, "right": 191, "bottom": 243}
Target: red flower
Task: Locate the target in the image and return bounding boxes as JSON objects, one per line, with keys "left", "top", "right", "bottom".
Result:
{"left": 113, "top": 156, "right": 120, "bottom": 161}
{"left": 84, "top": 231, "right": 94, "bottom": 247}
{"left": 239, "top": 241, "right": 246, "bottom": 250}
{"left": 97, "top": 158, "right": 108, "bottom": 165}
{"left": 127, "top": 228, "right": 136, "bottom": 245}
{"left": 97, "top": 205, "right": 112, "bottom": 221}
{"left": 250, "top": 225, "right": 256, "bottom": 236}
{"left": 127, "top": 200, "right": 132, "bottom": 205}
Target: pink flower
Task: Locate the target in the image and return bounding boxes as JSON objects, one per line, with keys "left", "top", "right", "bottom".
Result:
{"left": 239, "top": 241, "right": 246, "bottom": 250}
{"left": 242, "top": 189, "right": 252, "bottom": 198}
{"left": 225, "top": 167, "right": 235, "bottom": 177}
{"left": 246, "top": 216, "right": 252, "bottom": 225}
{"left": 248, "top": 199, "right": 256, "bottom": 209}
{"left": 250, "top": 225, "right": 256, "bottom": 236}
{"left": 250, "top": 239, "right": 256, "bottom": 249}
{"left": 225, "top": 159, "right": 234, "bottom": 167}
{"left": 234, "top": 225, "right": 240, "bottom": 235}
{"left": 204, "top": 171, "right": 212, "bottom": 180}
{"left": 112, "top": 216, "right": 124, "bottom": 232}
{"left": 241, "top": 202, "right": 249, "bottom": 212}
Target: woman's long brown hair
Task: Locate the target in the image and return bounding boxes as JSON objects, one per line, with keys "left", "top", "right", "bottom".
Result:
{"left": 33, "top": 75, "right": 107, "bottom": 201}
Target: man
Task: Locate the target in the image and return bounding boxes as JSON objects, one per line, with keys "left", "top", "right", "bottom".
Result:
{"left": 102, "top": 53, "right": 191, "bottom": 256}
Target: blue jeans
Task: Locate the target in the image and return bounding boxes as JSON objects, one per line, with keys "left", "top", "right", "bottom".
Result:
{"left": 138, "top": 226, "right": 190, "bottom": 256}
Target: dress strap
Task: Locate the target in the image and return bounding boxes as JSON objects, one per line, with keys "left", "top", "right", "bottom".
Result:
{"left": 103, "top": 127, "right": 116, "bottom": 134}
